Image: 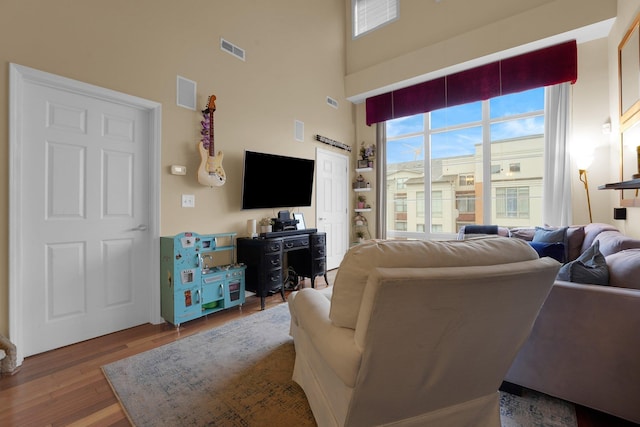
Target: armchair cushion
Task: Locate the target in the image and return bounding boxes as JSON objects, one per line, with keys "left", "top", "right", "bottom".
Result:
{"left": 329, "top": 237, "right": 539, "bottom": 330}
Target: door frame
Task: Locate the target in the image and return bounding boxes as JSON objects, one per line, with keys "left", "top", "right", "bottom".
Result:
{"left": 315, "top": 147, "right": 349, "bottom": 270}
{"left": 8, "top": 63, "right": 162, "bottom": 365}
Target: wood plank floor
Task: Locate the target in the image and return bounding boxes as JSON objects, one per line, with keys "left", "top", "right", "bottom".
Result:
{"left": 0, "top": 270, "right": 636, "bottom": 426}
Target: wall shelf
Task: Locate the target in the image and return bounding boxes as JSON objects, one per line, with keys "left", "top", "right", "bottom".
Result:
{"left": 355, "top": 208, "right": 372, "bottom": 212}
{"left": 355, "top": 167, "right": 373, "bottom": 173}
{"left": 353, "top": 187, "right": 371, "bottom": 192}
{"left": 598, "top": 178, "right": 640, "bottom": 190}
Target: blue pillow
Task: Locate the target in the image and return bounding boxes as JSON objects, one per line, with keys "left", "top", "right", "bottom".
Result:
{"left": 528, "top": 242, "right": 565, "bottom": 263}
{"left": 533, "top": 226, "right": 569, "bottom": 262}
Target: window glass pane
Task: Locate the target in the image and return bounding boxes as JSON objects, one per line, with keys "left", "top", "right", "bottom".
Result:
{"left": 387, "top": 115, "right": 424, "bottom": 138}
{"left": 386, "top": 135, "right": 424, "bottom": 163}
{"left": 490, "top": 87, "right": 544, "bottom": 119}
{"left": 353, "top": 0, "right": 399, "bottom": 37}
{"left": 491, "top": 116, "right": 544, "bottom": 140}
{"left": 431, "top": 102, "right": 481, "bottom": 129}
{"left": 432, "top": 127, "right": 481, "bottom": 158}
{"left": 431, "top": 126, "right": 481, "bottom": 233}
{"left": 490, "top": 133, "right": 543, "bottom": 227}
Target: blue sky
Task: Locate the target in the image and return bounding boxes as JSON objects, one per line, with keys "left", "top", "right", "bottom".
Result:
{"left": 385, "top": 88, "right": 544, "bottom": 163}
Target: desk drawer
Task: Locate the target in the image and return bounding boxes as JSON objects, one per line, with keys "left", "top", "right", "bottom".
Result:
{"left": 283, "top": 236, "right": 309, "bottom": 251}
{"left": 312, "top": 233, "right": 326, "bottom": 246}
{"left": 265, "top": 253, "right": 282, "bottom": 269}
{"left": 264, "top": 240, "right": 282, "bottom": 253}
{"left": 262, "top": 269, "right": 282, "bottom": 292}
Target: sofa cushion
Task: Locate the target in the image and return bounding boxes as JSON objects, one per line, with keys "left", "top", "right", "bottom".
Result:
{"left": 566, "top": 226, "right": 585, "bottom": 261}
{"left": 593, "top": 230, "right": 640, "bottom": 257}
{"left": 557, "top": 241, "right": 608, "bottom": 285}
{"left": 580, "top": 223, "right": 619, "bottom": 253}
{"left": 605, "top": 249, "right": 640, "bottom": 290}
{"left": 329, "top": 237, "right": 539, "bottom": 329}
{"left": 528, "top": 242, "right": 565, "bottom": 263}
{"left": 533, "top": 227, "right": 568, "bottom": 262}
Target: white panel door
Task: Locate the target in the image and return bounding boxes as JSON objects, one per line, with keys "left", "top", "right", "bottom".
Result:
{"left": 17, "top": 74, "right": 153, "bottom": 357}
{"left": 316, "top": 148, "right": 349, "bottom": 270}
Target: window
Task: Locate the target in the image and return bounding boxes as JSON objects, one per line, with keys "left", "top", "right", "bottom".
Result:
{"left": 456, "top": 194, "right": 475, "bottom": 214}
{"left": 496, "top": 187, "right": 530, "bottom": 219}
{"left": 431, "top": 191, "right": 442, "bottom": 218}
{"left": 353, "top": 0, "right": 399, "bottom": 38}
{"left": 417, "top": 191, "right": 425, "bottom": 218}
{"left": 459, "top": 174, "right": 474, "bottom": 186}
{"left": 394, "top": 193, "right": 407, "bottom": 213}
{"left": 385, "top": 87, "right": 544, "bottom": 238}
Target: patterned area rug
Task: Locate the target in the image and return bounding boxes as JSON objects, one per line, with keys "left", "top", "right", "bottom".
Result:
{"left": 103, "top": 303, "right": 576, "bottom": 426}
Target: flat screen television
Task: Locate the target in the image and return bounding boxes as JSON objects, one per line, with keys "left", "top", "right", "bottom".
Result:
{"left": 241, "top": 150, "right": 315, "bottom": 210}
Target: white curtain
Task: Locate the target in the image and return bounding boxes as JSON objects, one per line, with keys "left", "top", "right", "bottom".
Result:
{"left": 543, "top": 82, "right": 572, "bottom": 226}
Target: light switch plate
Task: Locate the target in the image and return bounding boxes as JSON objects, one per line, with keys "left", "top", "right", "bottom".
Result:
{"left": 171, "top": 165, "right": 187, "bottom": 175}
{"left": 182, "top": 194, "right": 195, "bottom": 208}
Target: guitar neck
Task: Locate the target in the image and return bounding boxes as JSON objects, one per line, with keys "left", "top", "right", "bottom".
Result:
{"left": 209, "top": 108, "right": 215, "bottom": 157}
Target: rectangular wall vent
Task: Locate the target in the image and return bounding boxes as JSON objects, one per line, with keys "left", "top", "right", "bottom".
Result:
{"left": 326, "top": 96, "right": 338, "bottom": 109}
{"left": 220, "top": 38, "right": 245, "bottom": 61}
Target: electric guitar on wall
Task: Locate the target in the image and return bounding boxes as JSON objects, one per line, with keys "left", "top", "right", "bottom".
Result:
{"left": 197, "top": 95, "right": 226, "bottom": 187}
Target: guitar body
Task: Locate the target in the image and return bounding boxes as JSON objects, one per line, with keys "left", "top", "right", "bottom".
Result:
{"left": 197, "top": 142, "right": 226, "bottom": 186}
{"left": 197, "top": 94, "right": 226, "bottom": 187}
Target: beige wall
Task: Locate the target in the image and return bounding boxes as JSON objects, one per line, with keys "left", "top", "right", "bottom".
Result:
{"left": 345, "top": 0, "right": 617, "bottom": 101}
{"left": 0, "top": 0, "right": 353, "bottom": 337}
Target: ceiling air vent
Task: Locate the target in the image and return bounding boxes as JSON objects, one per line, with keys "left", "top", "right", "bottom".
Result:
{"left": 220, "top": 38, "right": 245, "bottom": 61}
{"left": 326, "top": 96, "right": 338, "bottom": 109}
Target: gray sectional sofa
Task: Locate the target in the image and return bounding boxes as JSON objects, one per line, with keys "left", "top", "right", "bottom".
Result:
{"left": 503, "top": 223, "right": 640, "bottom": 424}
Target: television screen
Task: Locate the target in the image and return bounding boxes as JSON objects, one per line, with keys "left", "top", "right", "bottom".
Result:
{"left": 241, "top": 150, "right": 315, "bottom": 210}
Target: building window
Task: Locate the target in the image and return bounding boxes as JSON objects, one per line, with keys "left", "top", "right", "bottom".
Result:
{"left": 395, "top": 221, "right": 407, "bottom": 231}
{"left": 353, "top": 0, "right": 399, "bottom": 38}
{"left": 509, "top": 163, "right": 521, "bottom": 173}
{"left": 456, "top": 194, "right": 475, "bottom": 214}
{"left": 491, "top": 164, "right": 501, "bottom": 174}
{"left": 459, "top": 174, "right": 474, "bottom": 186}
{"left": 396, "top": 177, "right": 407, "bottom": 189}
{"left": 417, "top": 191, "right": 425, "bottom": 218}
{"left": 395, "top": 193, "right": 407, "bottom": 213}
{"left": 496, "top": 187, "right": 530, "bottom": 218}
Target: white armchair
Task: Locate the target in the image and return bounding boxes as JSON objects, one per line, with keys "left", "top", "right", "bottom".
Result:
{"left": 288, "top": 237, "right": 560, "bottom": 427}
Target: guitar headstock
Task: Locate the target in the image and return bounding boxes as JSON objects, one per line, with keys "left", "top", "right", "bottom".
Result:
{"left": 203, "top": 94, "right": 217, "bottom": 114}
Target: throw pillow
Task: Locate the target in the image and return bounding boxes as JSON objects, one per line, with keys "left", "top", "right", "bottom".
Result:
{"left": 528, "top": 242, "right": 565, "bottom": 263}
{"left": 533, "top": 226, "right": 568, "bottom": 262}
{"left": 557, "top": 240, "right": 609, "bottom": 285}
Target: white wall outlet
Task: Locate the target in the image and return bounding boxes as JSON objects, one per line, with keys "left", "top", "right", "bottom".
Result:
{"left": 182, "top": 194, "right": 195, "bottom": 208}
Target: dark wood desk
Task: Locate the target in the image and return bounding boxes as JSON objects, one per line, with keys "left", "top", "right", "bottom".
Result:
{"left": 237, "top": 230, "right": 327, "bottom": 309}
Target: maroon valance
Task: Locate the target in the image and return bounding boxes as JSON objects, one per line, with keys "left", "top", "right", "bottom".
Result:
{"left": 365, "top": 40, "right": 577, "bottom": 126}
